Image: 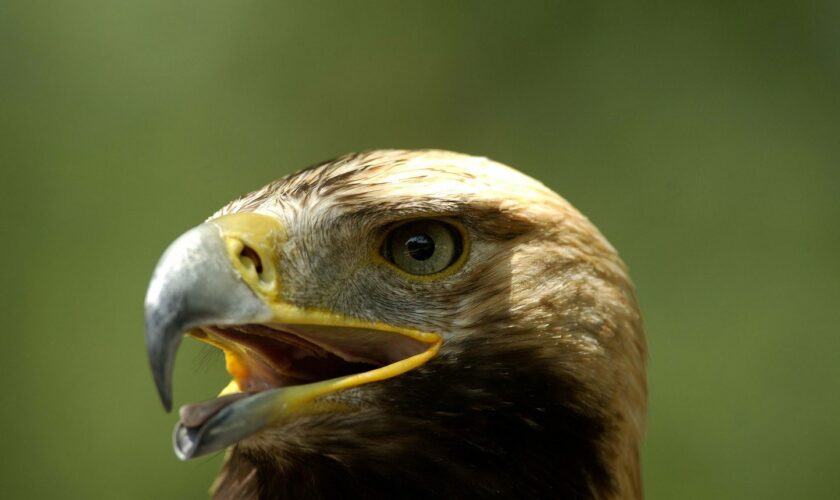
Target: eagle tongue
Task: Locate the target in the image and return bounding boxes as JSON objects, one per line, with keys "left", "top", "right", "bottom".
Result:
{"left": 178, "top": 392, "right": 253, "bottom": 428}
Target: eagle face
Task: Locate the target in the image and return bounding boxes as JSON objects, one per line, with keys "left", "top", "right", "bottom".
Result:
{"left": 145, "top": 150, "right": 646, "bottom": 499}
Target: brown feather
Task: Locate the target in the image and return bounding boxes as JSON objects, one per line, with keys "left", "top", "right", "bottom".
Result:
{"left": 208, "top": 150, "right": 646, "bottom": 499}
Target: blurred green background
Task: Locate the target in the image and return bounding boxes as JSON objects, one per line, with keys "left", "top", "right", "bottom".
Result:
{"left": 2, "top": 1, "right": 838, "bottom": 498}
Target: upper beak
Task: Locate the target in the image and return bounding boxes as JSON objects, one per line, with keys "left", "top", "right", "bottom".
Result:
{"left": 144, "top": 214, "right": 278, "bottom": 411}
{"left": 144, "top": 213, "right": 441, "bottom": 459}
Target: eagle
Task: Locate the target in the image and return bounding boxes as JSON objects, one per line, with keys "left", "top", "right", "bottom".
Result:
{"left": 144, "top": 150, "right": 647, "bottom": 499}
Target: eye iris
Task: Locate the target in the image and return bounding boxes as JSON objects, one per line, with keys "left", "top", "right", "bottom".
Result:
{"left": 405, "top": 234, "right": 435, "bottom": 261}
{"left": 383, "top": 219, "right": 464, "bottom": 276}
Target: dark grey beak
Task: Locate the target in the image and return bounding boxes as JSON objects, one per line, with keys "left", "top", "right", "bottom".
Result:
{"left": 144, "top": 222, "right": 271, "bottom": 411}
{"left": 173, "top": 389, "right": 285, "bottom": 459}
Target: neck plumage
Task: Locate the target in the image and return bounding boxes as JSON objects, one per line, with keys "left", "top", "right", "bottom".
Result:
{"left": 210, "top": 340, "right": 642, "bottom": 500}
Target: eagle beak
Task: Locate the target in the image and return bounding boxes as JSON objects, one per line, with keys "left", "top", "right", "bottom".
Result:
{"left": 144, "top": 213, "right": 441, "bottom": 460}
{"left": 144, "top": 216, "right": 276, "bottom": 411}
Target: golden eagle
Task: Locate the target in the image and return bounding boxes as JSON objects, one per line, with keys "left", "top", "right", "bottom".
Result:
{"left": 145, "top": 150, "right": 647, "bottom": 499}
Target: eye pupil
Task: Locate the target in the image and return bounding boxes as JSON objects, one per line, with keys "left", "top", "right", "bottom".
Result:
{"left": 405, "top": 234, "right": 435, "bottom": 261}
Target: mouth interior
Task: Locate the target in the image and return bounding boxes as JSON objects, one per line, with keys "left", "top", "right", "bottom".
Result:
{"left": 180, "top": 323, "right": 430, "bottom": 427}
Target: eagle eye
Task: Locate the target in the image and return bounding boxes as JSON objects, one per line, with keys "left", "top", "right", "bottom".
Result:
{"left": 383, "top": 220, "right": 463, "bottom": 276}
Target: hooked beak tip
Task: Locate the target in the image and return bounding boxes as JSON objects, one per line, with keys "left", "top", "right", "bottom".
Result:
{"left": 145, "top": 318, "right": 180, "bottom": 412}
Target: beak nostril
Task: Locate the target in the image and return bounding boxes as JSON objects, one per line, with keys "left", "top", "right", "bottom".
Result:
{"left": 239, "top": 245, "right": 264, "bottom": 275}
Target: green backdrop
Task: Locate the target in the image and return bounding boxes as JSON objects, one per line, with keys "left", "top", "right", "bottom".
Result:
{"left": 2, "top": 1, "right": 838, "bottom": 498}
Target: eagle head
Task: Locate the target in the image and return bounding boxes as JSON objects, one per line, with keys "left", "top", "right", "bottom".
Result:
{"left": 145, "top": 150, "right": 646, "bottom": 499}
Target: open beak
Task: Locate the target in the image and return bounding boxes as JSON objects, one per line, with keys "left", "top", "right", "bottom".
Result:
{"left": 144, "top": 213, "right": 441, "bottom": 460}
